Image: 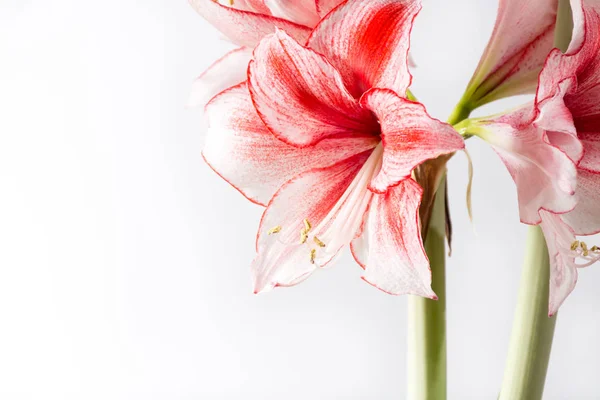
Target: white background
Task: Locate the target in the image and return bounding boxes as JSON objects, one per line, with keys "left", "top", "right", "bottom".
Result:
{"left": 1, "top": 0, "right": 599, "bottom": 398}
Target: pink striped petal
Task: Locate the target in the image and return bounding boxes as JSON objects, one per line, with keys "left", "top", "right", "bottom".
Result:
{"left": 308, "top": 0, "right": 420, "bottom": 97}
{"left": 477, "top": 107, "right": 578, "bottom": 225}
{"left": 234, "top": 0, "right": 272, "bottom": 14}
{"left": 189, "top": 0, "right": 311, "bottom": 48}
{"left": 579, "top": 132, "right": 600, "bottom": 173}
{"left": 562, "top": 169, "right": 600, "bottom": 235}
{"left": 248, "top": 30, "right": 378, "bottom": 147}
{"left": 203, "top": 83, "right": 379, "bottom": 205}
{"left": 264, "top": 0, "right": 320, "bottom": 27}
{"left": 539, "top": 211, "right": 579, "bottom": 316}
{"left": 351, "top": 179, "right": 435, "bottom": 298}
{"left": 360, "top": 89, "right": 464, "bottom": 193}
{"left": 465, "top": 0, "right": 558, "bottom": 105}
{"left": 252, "top": 151, "right": 372, "bottom": 293}
{"left": 188, "top": 47, "right": 252, "bottom": 108}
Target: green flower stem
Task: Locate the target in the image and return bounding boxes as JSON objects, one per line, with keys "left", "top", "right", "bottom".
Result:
{"left": 498, "top": 227, "right": 557, "bottom": 400}
{"left": 447, "top": 102, "right": 473, "bottom": 127}
{"left": 407, "top": 176, "right": 447, "bottom": 400}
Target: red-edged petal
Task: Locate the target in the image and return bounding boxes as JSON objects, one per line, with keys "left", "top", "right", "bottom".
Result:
{"left": 477, "top": 106, "right": 577, "bottom": 225}
{"left": 360, "top": 89, "right": 464, "bottom": 193}
{"left": 315, "top": 0, "right": 344, "bottom": 17}
{"left": 264, "top": 0, "right": 320, "bottom": 27}
{"left": 203, "top": 83, "right": 379, "bottom": 205}
{"left": 248, "top": 30, "right": 378, "bottom": 147}
{"left": 252, "top": 151, "right": 372, "bottom": 293}
{"left": 189, "top": 0, "right": 311, "bottom": 48}
{"left": 539, "top": 211, "right": 579, "bottom": 316}
{"left": 562, "top": 169, "right": 600, "bottom": 235}
{"left": 351, "top": 179, "right": 435, "bottom": 298}
{"left": 188, "top": 47, "right": 252, "bottom": 108}
{"left": 465, "top": 0, "right": 558, "bottom": 105}
{"left": 308, "top": 0, "right": 420, "bottom": 97}
{"left": 234, "top": 0, "right": 272, "bottom": 14}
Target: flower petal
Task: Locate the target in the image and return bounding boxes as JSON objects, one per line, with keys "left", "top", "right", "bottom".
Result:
{"left": 561, "top": 169, "right": 600, "bottom": 235}
{"left": 252, "top": 151, "right": 372, "bottom": 293}
{"left": 579, "top": 131, "right": 600, "bottom": 172}
{"left": 264, "top": 0, "right": 320, "bottom": 27}
{"left": 465, "top": 0, "right": 558, "bottom": 105}
{"left": 315, "top": 0, "right": 344, "bottom": 17}
{"left": 188, "top": 47, "right": 253, "bottom": 108}
{"left": 476, "top": 106, "right": 577, "bottom": 225}
{"left": 189, "top": 0, "right": 311, "bottom": 48}
{"left": 351, "top": 179, "right": 435, "bottom": 298}
{"left": 203, "top": 83, "right": 379, "bottom": 205}
{"left": 360, "top": 89, "right": 465, "bottom": 193}
{"left": 308, "top": 0, "right": 420, "bottom": 97}
{"left": 248, "top": 30, "right": 378, "bottom": 147}
{"left": 539, "top": 211, "right": 578, "bottom": 316}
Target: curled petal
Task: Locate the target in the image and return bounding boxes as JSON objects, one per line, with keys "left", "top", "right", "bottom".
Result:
{"left": 351, "top": 179, "right": 436, "bottom": 298}
{"left": 465, "top": 0, "right": 558, "bottom": 105}
{"left": 252, "top": 152, "right": 372, "bottom": 293}
{"left": 188, "top": 47, "right": 252, "bottom": 108}
{"left": 249, "top": 30, "right": 377, "bottom": 147}
{"left": 562, "top": 169, "right": 600, "bottom": 235}
{"left": 203, "top": 83, "right": 379, "bottom": 205}
{"left": 360, "top": 89, "right": 464, "bottom": 193}
{"left": 189, "top": 0, "right": 311, "bottom": 48}
{"left": 539, "top": 211, "right": 578, "bottom": 316}
{"left": 308, "top": 0, "right": 420, "bottom": 97}
{"left": 476, "top": 107, "right": 577, "bottom": 225}
{"left": 264, "top": 0, "right": 320, "bottom": 27}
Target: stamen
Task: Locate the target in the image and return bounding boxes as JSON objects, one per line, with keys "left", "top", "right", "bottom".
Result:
{"left": 310, "top": 249, "right": 316, "bottom": 264}
{"left": 267, "top": 226, "right": 282, "bottom": 235}
{"left": 313, "top": 236, "right": 326, "bottom": 248}
{"left": 300, "top": 229, "right": 308, "bottom": 244}
{"left": 581, "top": 242, "right": 589, "bottom": 257}
{"left": 303, "top": 219, "right": 312, "bottom": 232}
{"left": 591, "top": 246, "right": 599, "bottom": 252}
{"left": 571, "top": 240, "right": 580, "bottom": 251}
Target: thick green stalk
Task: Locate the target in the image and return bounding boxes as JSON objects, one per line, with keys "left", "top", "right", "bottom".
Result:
{"left": 498, "top": 227, "right": 557, "bottom": 400}
{"left": 407, "top": 176, "right": 447, "bottom": 400}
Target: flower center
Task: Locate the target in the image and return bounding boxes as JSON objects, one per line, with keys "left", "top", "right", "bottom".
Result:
{"left": 570, "top": 240, "right": 600, "bottom": 267}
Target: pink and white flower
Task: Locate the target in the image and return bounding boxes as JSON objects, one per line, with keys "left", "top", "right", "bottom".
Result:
{"left": 203, "top": 0, "right": 465, "bottom": 297}
{"left": 187, "top": 0, "right": 345, "bottom": 108}
{"left": 462, "top": 0, "right": 560, "bottom": 107}
{"left": 467, "top": 0, "right": 600, "bottom": 314}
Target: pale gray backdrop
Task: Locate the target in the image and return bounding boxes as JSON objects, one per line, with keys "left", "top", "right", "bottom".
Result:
{"left": 1, "top": 0, "right": 598, "bottom": 398}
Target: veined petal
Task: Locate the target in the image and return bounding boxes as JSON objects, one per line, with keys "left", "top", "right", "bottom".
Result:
{"left": 476, "top": 107, "right": 577, "bottom": 225}
{"left": 188, "top": 47, "right": 252, "bottom": 108}
{"left": 539, "top": 211, "right": 578, "bottom": 316}
{"left": 579, "top": 132, "right": 600, "bottom": 172}
{"left": 315, "top": 0, "right": 345, "bottom": 17}
{"left": 351, "top": 179, "right": 435, "bottom": 298}
{"left": 308, "top": 0, "right": 420, "bottom": 97}
{"left": 203, "top": 83, "right": 379, "bottom": 205}
{"left": 189, "top": 0, "right": 311, "bottom": 48}
{"left": 264, "top": 0, "right": 320, "bottom": 27}
{"left": 248, "top": 30, "right": 378, "bottom": 147}
{"left": 465, "top": 0, "right": 558, "bottom": 105}
{"left": 360, "top": 89, "right": 464, "bottom": 193}
{"left": 233, "top": 0, "right": 272, "bottom": 14}
{"left": 561, "top": 169, "right": 600, "bottom": 235}
{"left": 252, "top": 151, "right": 372, "bottom": 293}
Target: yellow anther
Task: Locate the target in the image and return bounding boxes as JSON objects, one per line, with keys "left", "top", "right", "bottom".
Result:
{"left": 591, "top": 245, "right": 599, "bottom": 252}
{"left": 582, "top": 242, "right": 589, "bottom": 256}
{"left": 300, "top": 229, "right": 308, "bottom": 244}
{"left": 310, "top": 249, "right": 316, "bottom": 264}
{"left": 571, "top": 241, "right": 580, "bottom": 251}
{"left": 303, "top": 219, "right": 312, "bottom": 232}
{"left": 267, "top": 226, "right": 282, "bottom": 235}
{"left": 313, "top": 236, "right": 326, "bottom": 248}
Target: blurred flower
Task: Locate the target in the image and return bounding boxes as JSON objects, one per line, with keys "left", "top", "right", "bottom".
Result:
{"left": 187, "top": 0, "right": 345, "bottom": 108}
{"left": 202, "top": 0, "right": 464, "bottom": 296}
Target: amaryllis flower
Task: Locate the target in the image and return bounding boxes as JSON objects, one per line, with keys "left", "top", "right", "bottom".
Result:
{"left": 187, "top": 0, "right": 345, "bottom": 108}
{"left": 463, "top": 0, "right": 600, "bottom": 314}
{"left": 202, "top": 0, "right": 465, "bottom": 297}
{"left": 460, "top": 0, "right": 559, "bottom": 108}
